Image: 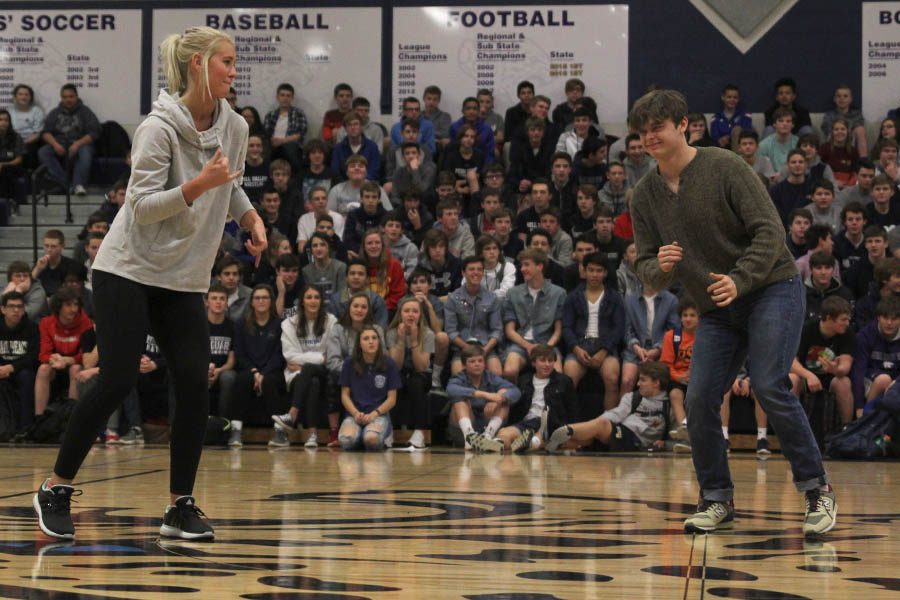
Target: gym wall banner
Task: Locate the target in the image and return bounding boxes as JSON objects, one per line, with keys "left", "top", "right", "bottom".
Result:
{"left": 151, "top": 7, "right": 383, "bottom": 135}
{"left": 862, "top": 2, "right": 900, "bottom": 121}
{"left": 0, "top": 10, "right": 143, "bottom": 123}
{"left": 391, "top": 5, "right": 628, "bottom": 124}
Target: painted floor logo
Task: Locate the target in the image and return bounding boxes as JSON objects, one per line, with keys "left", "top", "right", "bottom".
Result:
{"left": 688, "top": 0, "right": 800, "bottom": 54}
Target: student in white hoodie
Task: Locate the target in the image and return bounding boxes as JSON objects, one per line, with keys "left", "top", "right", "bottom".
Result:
{"left": 34, "top": 27, "right": 267, "bottom": 542}
{"left": 272, "top": 285, "right": 337, "bottom": 448}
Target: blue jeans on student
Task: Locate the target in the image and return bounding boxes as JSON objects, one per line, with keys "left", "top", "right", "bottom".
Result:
{"left": 685, "top": 276, "right": 828, "bottom": 503}
{"left": 38, "top": 143, "right": 95, "bottom": 187}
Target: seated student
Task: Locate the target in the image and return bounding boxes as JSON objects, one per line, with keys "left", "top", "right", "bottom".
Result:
{"left": 539, "top": 207, "right": 573, "bottom": 267}
{"left": 447, "top": 344, "right": 522, "bottom": 451}
{"left": 759, "top": 107, "right": 799, "bottom": 173}
{"left": 779, "top": 134, "right": 838, "bottom": 187}
{"left": 821, "top": 84, "right": 868, "bottom": 158}
{"left": 5, "top": 261, "right": 47, "bottom": 322}
{"left": 331, "top": 111, "right": 381, "bottom": 181}
{"left": 503, "top": 249, "right": 566, "bottom": 383}
{"left": 62, "top": 270, "right": 94, "bottom": 319}
{"left": 344, "top": 181, "right": 389, "bottom": 257}
{"left": 838, "top": 159, "right": 877, "bottom": 208}
{"left": 804, "top": 251, "right": 855, "bottom": 321}
{"left": 568, "top": 184, "right": 598, "bottom": 240}
{"left": 273, "top": 253, "right": 303, "bottom": 320}
{"left": 477, "top": 234, "right": 516, "bottom": 301}
{"left": 864, "top": 173, "right": 900, "bottom": 231}
{"left": 598, "top": 161, "right": 628, "bottom": 216}
{"left": 216, "top": 257, "right": 253, "bottom": 323}
{"left": 492, "top": 207, "right": 524, "bottom": 261}
{"left": 240, "top": 105, "right": 268, "bottom": 146}
{"left": 386, "top": 296, "right": 436, "bottom": 449}
{"left": 795, "top": 224, "right": 841, "bottom": 283}
{"left": 423, "top": 85, "right": 452, "bottom": 147}
{"left": 736, "top": 130, "right": 777, "bottom": 183}
{"left": 477, "top": 88, "right": 504, "bottom": 152}
{"left": 504, "top": 80, "right": 535, "bottom": 144}
{"left": 556, "top": 106, "right": 596, "bottom": 157}
{"left": 31, "top": 229, "right": 86, "bottom": 298}
{"left": 493, "top": 344, "right": 578, "bottom": 452}
{"left": 470, "top": 188, "right": 501, "bottom": 237}
{"left": 852, "top": 256, "right": 900, "bottom": 332}
{"left": 329, "top": 257, "right": 389, "bottom": 329}
{"left": 550, "top": 77, "right": 584, "bottom": 128}
{"left": 550, "top": 153, "right": 579, "bottom": 223}
{"left": 270, "top": 285, "right": 338, "bottom": 448}
{"left": 433, "top": 197, "right": 476, "bottom": 259}
{"left": 406, "top": 268, "right": 449, "bottom": 390}
{"left": 296, "top": 187, "right": 345, "bottom": 254}
{"left": 546, "top": 361, "right": 670, "bottom": 453}
{"left": 263, "top": 83, "right": 307, "bottom": 171}
{"left": 385, "top": 119, "right": 433, "bottom": 192}
{"left": 852, "top": 295, "right": 900, "bottom": 418}
{"left": 845, "top": 225, "right": 889, "bottom": 299}
{"left": 38, "top": 83, "right": 100, "bottom": 195}
{"left": 763, "top": 78, "right": 813, "bottom": 137}
{"left": 820, "top": 117, "right": 860, "bottom": 188}
{"left": 834, "top": 202, "right": 868, "bottom": 272}
{"left": 874, "top": 139, "right": 900, "bottom": 178}
{"left": 524, "top": 228, "right": 566, "bottom": 287}
{"left": 383, "top": 211, "right": 419, "bottom": 279}
{"left": 83, "top": 231, "right": 104, "bottom": 291}
{"left": 338, "top": 324, "right": 400, "bottom": 451}
{"left": 298, "top": 140, "right": 340, "bottom": 202}
{"left": 445, "top": 256, "right": 503, "bottom": 376}
{"left": 584, "top": 205, "right": 628, "bottom": 287}
{"left": 205, "top": 284, "right": 236, "bottom": 419}
{"left": 790, "top": 296, "right": 856, "bottom": 427}
{"left": 686, "top": 112, "right": 715, "bottom": 147}
{"left": 321, "top": 82, "right": 353, "bottom": 145}
{"left": 660, "top": 297, "right": 698, "bottom": 443}
{"left": 515, "top": 181, "right": 552, "bottom": 242}
{"left": 418, "top": 228, "right": 461, "bottom": 299}
{"left": 803, "top": 180, "right": 842, "bottom": 232}
{"left": 390, "top": 96, "right": 436, "bottom": 154}
{"left": 327, "top": 155, "right": 391, "bottom": 217}
{"left": 613, "top": 190, "right": 634, "bottom": 241}
{"left": 561, "top": 253, "right": 624, "bottom": 409}
{"left": 305, "top": 214, "right": 348, "bottom": 269}
{"left": 573, "top": 136, "right": 609, "bottom": 191}
{"left": 35, "top": 288, "right": 92, "bottom": 415}
{"left": 710, "top": 84, "right": 754, "bottom": 149}
{"left": 361, "top": 229, "right": 407, "bottom": 313}
{"left": 0, "top": 291, "right": 39, "bottom": 429}
{"left": 617, "top": 241, "right": 642, "bottom": 298}
{"left": 770, "top": 149, "right": 814, "bottom": 226}
{"left": 398, "top": 192, "right": 435, "bottom": 247}
{"left": 563, "top": 235, "right": 598, "bottom": 291}
{"left": 301, "top": 233, "right": 346, "bottom": 310}
{"left": 97, "top": 178, "right": 127, "bottom": 224}
{"left": 334, "top": 97, "right": 385, "bottom": 150}
{"left": 225, "top": 285, "right": 285, "bottom": 447}
{"left": 440, "top": 126, "right": 486, "bottom": 201}
{"left": 622, "top": 134, "right": 656, "bottom": 189}
{"left": 258, "top": 186, "right": 295, "bottom": 241}
{"left": 241, "top": 134, "right": 270, "bottom": 205}
{"left": 508, "top": 117, "right": 555, "bottom": 194}
{"left": 621, "top": 282, "right": 679, "bottom": 395}
{"left": 269, "top": 159, "right": 305, "bottom": 223}
{"left": 390, "top": 142, "right": 437, "bottom": 206}
{"left": 433, "top": 170, "right": 457, "bottom": 210}
{"left": 785, "top": 207, "right": 813, "bottom": 260}
{"left": 71, "top": 212, "right": 109, "bottom": 266}
{"left": 448, "top": 96, "right": 494, "bottom": 164}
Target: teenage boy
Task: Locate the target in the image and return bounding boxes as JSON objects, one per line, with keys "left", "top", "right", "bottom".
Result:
{"left": 852, "top": 296, "right": 900, "bottom": 418}
{"left": 539, "top": 207, "right": 573, "bottom": 267}
{"left": 623, "top": 134, "right": 655, "bottom": 188}
{"left": 330, "top": 112, "right": 381, "bottom": 181}
{"left": 301, "top": 234, "right": 346, "bottom": 309}
{"left": 504, "top": 80, "right": 535, "bottom": 143}
{"left": 736, "top": 131, "right": 776, "bottom": 182}
{"left": 5, "top": 262, "right": 47, "bottom": 322}
{"left": 38, "top": 84, "right": 100, "bottom": 195}
{"left": 845, "top": 225, "right": 888, "bottom": 299}
{"left": 263, "top": 83, "right": 307, "bottom": 171}
{"left": 710, "top": 84, "right": 753, "bottom": 149}
{"left": 524, "top": 229, "right": 566, "bottom": 287}
{"left": 661, "top": 297, "right": 699, "bottom": 442}
{"left": 837, "top": 159, "right": 877, "bottom": 207}
{"left": 241, "top": 134, "right": 270, "bottom": 204}
{"left": 273, "top": 254, "right": 303, "bottom": 319}
{"left": 383, "top": 211, "right": 419, "bottom": 279}
{"left": 407, "top": 267, "right": 450, "bottom": 390}
{"left": 804, "top": 180, "right": 842, "bottom": 232}
{"left": 785, "top": 208, "right": 813, "bottom": 259}
{"left": 564, "top": 236, "right": 599, "bottom": 290}
{"left": 556, "top": 106, "right": 595, "bottom": 157}
{"left": 205, "top": 284, "right": 236, "bottom": 417}
{"left": 508, "top": 118, "right": 555, "bottom": 194}
{"left": 334, "top": 97, "right": 384, "bottom": 149}
{"left": 326, "top": 155, "right": 391, "bottom": 217}
{"left": 35, "top": 288, "right": 92, "bottom": 415}
{"left": 763, "top": 78, "right": 813, "bottom": 137}
{"left": 423, "top": 85, "right": 452, "bottom": 147}
{"left": 344, "top": 182, "right": 389, "bottom": 255}
{"left": 0, "top": 291, "right": 39, "bottom": 429}
{"left": 561, "top": 253, "right": 624, "bottom": 409}
{"left": 546, "top": 361, "right": 670, "bottom": 453}
{"left": 433, "top": 198, "right": 475, "bottom": 259}
{"left": 492, "top": 208, "right": 524, "bottom": 261}
{"left": 390, "top": 97, "right": 436, "bottom": 154}
{"left": 389, "top": 141, "right": 436, "bottom": 205}
{"left": 552, "top": 77, "right": 585, "bottom": 127}
{"left": 852, "top": 256, "right": 900, "bottom": 332}
{"left": 502, "top": 249, "right": 566, "bottom": 383}
{"left": 585, "top": 205, "right": 628, "bottom": 283}
{"left": 477, "top": 88, "right": 505, "bottom": 149}
{"left": 329, "top": 258, "right": 388, "bottom": 328}
{"left": 758, "top": 107, "right": 799, "bottom": 172}
{"left": 550, "top": 153, "right": 579, "bottom": 224}
{"left": 297, "top": 186, "right": 345, "bottom": 253}
{"left": 418, "top": 229, "right": 461, "bottom": 299}
{"left": 864, "top": 173, "right": 900, "bottom": 230}
{"left": 573, "top": 136, "right": 609, "bottom": 190}
{"left": 32, "top": 230, "right": 86, "bottom": 298}
{"left": 471, "top": 188, "right": 502, "bottom": 237}
{"left": 399, "top": 192, "right": 434, "bottom": 247}
{"left": 804, "top": 252, "right": 854, "bottom": 321}
{"left": 569, "top": 184, "right": 599, "bottom": 240}
{"left": 258, "top": 187, "right": 295, "bottom": 241}
{"left": 495, "top": 344, "right": 577, "bottom": 452}
{"left": 449, "top": 97, "right": 496, "bottom": 164}
{"left": 769, "top": 149, "right": 812, "bottom": 226}
{"left": 216, "top": 257, "right": 252, "bottom": 323}
{"left": 445, "top": 256, "right": 503, "bottom": 376}
{"left": 833, "top": 201, "right": 867, "bottom": 272}
{"left": 791, "top": 296, "right": 855, "bottom": 426}
{"left": 629, "top": 89, "right": 834, "bottom": 535}
{"left": 515, "top": 179, "right": 552, "bottom": 240}
{"left": 298, "top": 140, "right": 340, "bottom": 203}
{"left": 446, "top": 344, "right": 522, "bottom": 452}
{"left": 795, "top": 224, "right": 841, "bottom": 283}
{"left": 321, "top": 82, "right": 353, "bottom": 144}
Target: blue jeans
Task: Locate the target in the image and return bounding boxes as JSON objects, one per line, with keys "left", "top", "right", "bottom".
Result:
{"left": 38, "top": 143, "right": 94, "bottom": 187}
{"left": 685, "top": 276, "right": 828, "bottom": 502}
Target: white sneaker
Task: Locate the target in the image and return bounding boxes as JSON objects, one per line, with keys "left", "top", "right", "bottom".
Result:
{"left": 74, "top": 184, "right": 87, "bottom": 196}
{"left": 304, "top": 431, "right": 318, "bottom": 448}
{"left": 409, "top": 430, "right": 426, "bottom": 449}
{"left": 272, "top": 412, "right": 296, "bottom": 431}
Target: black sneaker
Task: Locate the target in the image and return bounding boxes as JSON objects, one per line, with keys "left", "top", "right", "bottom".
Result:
{"left": 159, "top": 496, "right": 215, "bottom": 540}
{"left": 756, "top": 437, "right": 772, "bottom": 457}
{"left": 33, "top": 480, "right": 81, "bottom": 540}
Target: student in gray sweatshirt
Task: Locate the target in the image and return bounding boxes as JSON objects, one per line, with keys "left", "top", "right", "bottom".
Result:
{"left": 34, "top": 28, "right": 266, "bottom": 543}
{"left": 629, "top": 89, "right": 834, "bottom": 537}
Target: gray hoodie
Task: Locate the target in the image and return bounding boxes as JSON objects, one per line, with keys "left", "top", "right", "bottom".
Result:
{"left": 92, "top": 90, "right": 254, "bottom": 292}
{"left": 390, "top": 234, "right": 419, "bottom": 279}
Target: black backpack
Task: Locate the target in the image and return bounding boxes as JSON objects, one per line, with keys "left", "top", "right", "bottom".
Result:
{"left": 21, "top": 398, "right": 76, "bottom": 444}
{"left": 96, "top": 121, "right": 131, "bottom": 158}
{"left": 204, "top": 415, "right": 231, "bottom": 446}
{"left": 0, "top": 382, "right": 16, "bottom": 442}
{"left": 824, "top": 408, "right": 898, "bottom": 459}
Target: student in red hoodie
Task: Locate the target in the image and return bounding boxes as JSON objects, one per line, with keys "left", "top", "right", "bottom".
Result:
{"left": 361, "top": 229, "right": 407, "bottom": 313}
{"left": 34, "top": 287, "right": 93, "bottom": 415}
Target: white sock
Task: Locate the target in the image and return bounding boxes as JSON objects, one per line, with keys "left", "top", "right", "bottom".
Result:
{"left": 230, "top": 420, "right": 243, "bottom": 431}
{"left": 681, "top": 418, "right": 687, "bottom": 426}
{"left": 459, "top": 417, "right": 474, "bottom": 437}
{"left": 432, "top": 365, "right": 444, "bottom": 386}
{"left": 485, "top": 417, "right": 503, "bottom": 438}
{"left": 42, "top": 479, "right": 53, "bottom": 491}
{"left": 757, "top": 427, "right": 767, "bottom": 440}
{"left": 722, "top": 426, "right": 729, "bottom": 439}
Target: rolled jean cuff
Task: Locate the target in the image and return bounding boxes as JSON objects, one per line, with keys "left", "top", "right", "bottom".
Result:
{"left": 701, "top": 487, "right": 734, "bottom": 503}
{"left": 794, "top": 474, "right": 830, "bottom": 492}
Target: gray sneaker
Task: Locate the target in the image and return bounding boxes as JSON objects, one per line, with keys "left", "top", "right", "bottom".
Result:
{"left": 510, "top": 428, "right": 534, "bottom": 454}
{"left": 545, "top": 425, "right": 573, "bottom": 453}
{"left": 684, "top": 499, "right": 735, "bottom": 533}
{"left": 466, "top": 432, "right": 502, "bottom": 453}
{"left": 272, "top": 412, "right": 296, "bottom": 431}
{"left": 227, "top": 428, "right": 243, "bottom": 448}
{"left": 268, "top": 427, "right": 290, "bottom": 448}
{"left": 669, "top": 425, "right": 690, "bottom": 441}
{"left": 119, "top": 426, "right": 144, "bottom": 445}
{"left": 803, "top": 488, "right": 837, "bottom": 536}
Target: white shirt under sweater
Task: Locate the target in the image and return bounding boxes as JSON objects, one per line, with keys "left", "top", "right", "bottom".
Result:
{"left": 273, "top": 113, "right": 289, "bottom": 139}
{"left": 585, "top": 291, "right": 604, "bottom": 338}
{"left": 643, "top": 293, "right": 656, "bottom": 345}
{"left": 523, "top": 286, "right": 540, "bottom": 341}
{"left": 526, "top": 375, "right": 549, "bottom": 420}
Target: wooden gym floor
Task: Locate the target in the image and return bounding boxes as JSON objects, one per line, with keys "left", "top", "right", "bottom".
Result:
{"left": 0, "top": 445, "right": 898, "bottom": 599}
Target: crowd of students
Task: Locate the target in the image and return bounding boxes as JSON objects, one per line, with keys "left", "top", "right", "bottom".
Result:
{"left": 0, "top": 75, "right": 898, "bottom": 453}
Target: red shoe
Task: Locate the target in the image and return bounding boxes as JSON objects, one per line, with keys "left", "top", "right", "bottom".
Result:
{"left": 327, "top": 428, "right": 340, "bottom": 448}
{"left": 104, "top": 430, "right": 121, "bottom": 445}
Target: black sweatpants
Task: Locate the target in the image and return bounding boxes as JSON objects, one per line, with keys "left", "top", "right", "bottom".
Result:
{"left": 288, "top": 364, "right": 329, "bottom": 428}
{"left": 54, "top": 270, "right": 210, "bottom": 495}
{"left": 393, "top": 370, "right": 431, "bottom": 430}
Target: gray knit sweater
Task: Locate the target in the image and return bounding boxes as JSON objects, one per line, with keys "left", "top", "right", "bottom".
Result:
{"left": 631, "top": 147, "right": 797, "bottom": 314}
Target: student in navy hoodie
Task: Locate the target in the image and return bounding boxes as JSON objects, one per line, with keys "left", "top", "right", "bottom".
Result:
{"left": 709, "top": 84, "right": 754, "bottom": 149}
{"left": 851, "top": 295, "right": 900, "bottom": 418}
{"left": 344, "top": 182, "right": 388, "bottom": 257}
{"left": 0, "top": 291, "right": 39, "bottom": 429}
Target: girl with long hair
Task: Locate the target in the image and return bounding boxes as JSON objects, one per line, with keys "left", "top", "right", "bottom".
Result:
{"left": 0, "top": 108, "right": 25, "bottom": 221}
{"left": 819, "top": 117, "right": 860, "bottom": 189}
{"left": 361, "top": 228, "right": 406, "bottom": 311}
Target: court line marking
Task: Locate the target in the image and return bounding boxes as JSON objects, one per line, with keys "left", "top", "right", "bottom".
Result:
{"left": 700, "top": 533, "right": 708, "bottom": 599}
{"left": 683, "top": 532, "right": 695, "bottom": 600}
{"left": 0, "top": 450, "right": 171, "bottom": 482}
{"left": 0, "top": 469, "right": 165, "bottom": 500}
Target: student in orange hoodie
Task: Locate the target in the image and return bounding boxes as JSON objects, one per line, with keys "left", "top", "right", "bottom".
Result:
{"left": 660, "top": 296, "right": 698, "bottom": 447}
{"left": 35, "top": 287, "right": 93, "bottom": 415}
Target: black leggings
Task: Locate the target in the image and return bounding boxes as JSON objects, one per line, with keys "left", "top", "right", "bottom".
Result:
{"left": 393, "top": 370, "right": 431, "bottom": 429}
{"left": 226, "top": 369, "right": 286, "bottom": 424}
{"left": 54, "top": 271, "right": 210, "bottom": 495}
{"left": 288, "top": 364, "right": 329, "bottom": 428}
